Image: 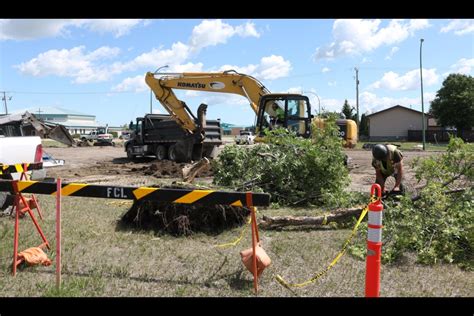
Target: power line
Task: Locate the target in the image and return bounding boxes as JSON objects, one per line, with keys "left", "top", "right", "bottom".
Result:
{"left": 5, "top": 90, "right": 142, "bottom": 95}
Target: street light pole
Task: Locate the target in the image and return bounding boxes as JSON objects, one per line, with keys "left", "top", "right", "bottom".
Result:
{"left": 355, "top": 67, "right": 359, "bottom": 126}
{"left": 150, "top": 65, "right": 169, "bottom": 114}
{"left": 304, "top": 91, "right": 321, "bottom": 117}
{"left": 420, "top": 39, "right": 426, "bottom": 151}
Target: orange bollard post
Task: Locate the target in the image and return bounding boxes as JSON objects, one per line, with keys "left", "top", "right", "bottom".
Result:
{"left": 56, "top": 178, "right": 62, "bottom": 290}
{"left": 246, "top": 192, "right": 259, "bottom": 295}
{"left": 12, "top": 194, "right": 20, "bottom": 277}
{"left": 365, "top": 184, "right": 384, "bottom": 297}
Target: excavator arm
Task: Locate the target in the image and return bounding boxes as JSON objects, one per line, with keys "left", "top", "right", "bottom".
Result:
{"left": 145, "top": 70, "right": 270, "bottom": 133}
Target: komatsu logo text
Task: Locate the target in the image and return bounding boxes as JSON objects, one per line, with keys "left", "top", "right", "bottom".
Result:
{"left": 177, "top": 82, "right": 206, "bottom": 89}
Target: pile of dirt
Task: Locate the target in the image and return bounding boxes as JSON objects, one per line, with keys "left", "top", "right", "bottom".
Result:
{"left": 118, "top": 197, "right": 250, "bottom": 236}
{"left": 131, "top": 161, "right": 214, "bottom": 179}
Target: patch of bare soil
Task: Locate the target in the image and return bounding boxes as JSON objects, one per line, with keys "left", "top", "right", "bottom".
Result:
{"left": 45, "top": 147, "right": 213, "bottom": 186}
{"left": 131, "top": 160, "right": 214, "bottom": 179}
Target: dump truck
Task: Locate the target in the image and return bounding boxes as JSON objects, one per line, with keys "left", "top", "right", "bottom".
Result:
{"left": 124, "top": 110, "right": 222, "bottom": 162}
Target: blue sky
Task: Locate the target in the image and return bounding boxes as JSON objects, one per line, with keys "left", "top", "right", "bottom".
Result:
{"left": 1, "top": 19, "right": 473, "bottom": 127}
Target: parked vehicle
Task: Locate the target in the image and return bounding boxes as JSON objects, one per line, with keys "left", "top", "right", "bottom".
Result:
{"left": 0, "top": 136, "right": 45, "bottom": 180}
{"left": 42, "top": 152, "right": 65, "bottom": 168}
{"left": 80, "top": 127, "right": 114, "bottom": 145}
{"left": 235, "top": 130, "right": 255, "bottom": 145}
{"left": 125, "top": 113, "right": 222, "bottom": 162}
{"left": 0, "top": 136, "right": 45, "bottom": 212}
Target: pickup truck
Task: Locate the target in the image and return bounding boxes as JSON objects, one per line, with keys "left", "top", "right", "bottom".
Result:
{"left": 0, "top": 136, "right": 45, "bottom": 212}
{"left": 234, "top": 130, "right": 255, "bottom": 145}
{"left": 80, "top": 127, "right": 114, "bottom": 145}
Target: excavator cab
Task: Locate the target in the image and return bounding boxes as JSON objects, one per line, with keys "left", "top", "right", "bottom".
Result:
{"left": 256, "top": 94, "right": 312, "bottom": 138}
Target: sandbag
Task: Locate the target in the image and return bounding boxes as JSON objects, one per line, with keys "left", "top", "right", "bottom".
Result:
{"left": 240, "top": 244, "right": 271, "bottom": 278}
{"left": 18, "top": 247, "right": 52, "bottom": 266}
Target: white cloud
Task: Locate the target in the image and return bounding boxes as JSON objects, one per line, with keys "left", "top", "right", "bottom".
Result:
{"left": 313, "top": 92, "right": 437, "bottom": 115}
{"left": 14, "top": 19, "right": 263, "bottom": 86}
{"left": 111, "top": 42, "right": 191, "bottom": 73}
{"left": 190, "top": 20, "right": 260, "bottom": 51}
{"left": 314, "top": 19, "right": 430, "bottom": 60}
{"left": 385, "top": 46, "right": 400, "bottom": 60}
{"left": 201, "top": 94, "right": 249, "bottom": 107}
{"left": 321, "top": 67, "right": 331, "bottom": 73}
{"left": 360, "top": 91, "right": 436, "bottom": 114}
{"left": 15, "top": 46, "right": 121, "bottom": 83}
{"left": 112, "top": 75, "right": 148, "bottom": 92}
{"left": 286, "top": 87, "right": 303, "bottom": 94}
{"left": 369, "top": 68, "right": 439, "bottom": 91}
{"left": 168, "top": 62, "right": 204, "bottom": 73}
{"left": 328, "top": 81, "right": 337, "bottom": 87}
{"left": 445, "top": 58, "right": 474, "bottom": 75}
{"left": 440, "top": 19, "right": 474, "bottom": 36}
{"left": 0, "top": 19, "right": 147, "bottom": 40}
{"left": 185, "top": 91, "right": 201, "bottom": 97}
{"left": 78, "top": 19, "right": 147, "bottom": 38}
{"left": 219, "top": 55, "right": 292, "bottom": 80}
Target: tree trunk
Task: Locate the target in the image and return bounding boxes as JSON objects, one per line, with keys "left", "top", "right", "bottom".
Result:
{"left": 259, "top": 206, "right": 365, "bottom": 229}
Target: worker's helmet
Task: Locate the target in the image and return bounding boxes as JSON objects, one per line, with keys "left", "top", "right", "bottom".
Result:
{"left": 372, "top": 144, "right": 388, "bottom": 160}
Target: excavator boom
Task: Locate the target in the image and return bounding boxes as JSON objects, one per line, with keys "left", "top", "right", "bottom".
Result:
{"left": 145, "top": 70, "right": 270, "bottom": 133}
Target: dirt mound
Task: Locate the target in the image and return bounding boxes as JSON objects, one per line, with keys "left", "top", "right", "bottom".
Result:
{"left": 118, "top": 197, "right": 250, "bottom": 236}
{"left": 131, "top": 160, "right": 214, "bottom": 179}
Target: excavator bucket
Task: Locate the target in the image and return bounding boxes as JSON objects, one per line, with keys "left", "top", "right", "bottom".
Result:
{"left": 172, "top": 135, "right": 204, "bottom": 163}
{"left": 46, "top": 124, "right": 75, "bottom": 147}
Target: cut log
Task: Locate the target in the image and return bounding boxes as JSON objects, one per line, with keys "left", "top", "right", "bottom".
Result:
{"left": 259, "top": 206, "right": 365, "bottom": 229}
{"left": 182, "top": 157, "right": 209, "bottom": 183}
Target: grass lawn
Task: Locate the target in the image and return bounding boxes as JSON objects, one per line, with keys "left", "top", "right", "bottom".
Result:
{"left": 0, "top": 196, "right": 471, "bottom": 297}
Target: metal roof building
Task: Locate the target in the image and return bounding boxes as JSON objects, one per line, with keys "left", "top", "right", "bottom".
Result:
{"left": 13, "top": 106, "right": 100, "bottom": 135}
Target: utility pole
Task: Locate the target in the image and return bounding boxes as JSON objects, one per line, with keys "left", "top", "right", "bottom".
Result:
{"left": 420, "top": 39, "right": 426, "bottom": 151}
{"left": 354, "top": 68, "right": 360, "bottom": 127}
{"left": 2, "top": 91, "right": 12, "bottom": 115}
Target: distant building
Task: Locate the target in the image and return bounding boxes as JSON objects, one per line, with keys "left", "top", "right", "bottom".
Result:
{"left": 220, "top": 122, "right": 250, "bottom": 135}
{"left": 14, "top": 106, "right": 99, "bottom": 135}
{"left": 366, "top": 105, "right": 437, "bottom": 141}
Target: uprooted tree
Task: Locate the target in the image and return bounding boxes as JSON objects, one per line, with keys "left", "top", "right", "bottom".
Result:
{"left": 350, "top": 137, "right": 473, "bottom": 269}
{"left": 212, "top": 116, "right": 350, "bottom": 207}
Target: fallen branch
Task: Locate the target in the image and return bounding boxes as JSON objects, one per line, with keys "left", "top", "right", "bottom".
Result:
{"left": 411, "top": 188, "right": 467, "bottom": 202}
{"left": 259, "top": 206, "right": 365, "bottom": 229}
{"left": 260, "top": 188, "right": 469, "bottom": 229}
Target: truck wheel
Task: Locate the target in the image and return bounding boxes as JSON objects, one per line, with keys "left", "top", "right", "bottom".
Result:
{"left": 126, "top": 146, "right": 136, "bottom": 160}
{"left": 168, "top": 145, "right": 177, "bottom": 162}
{"left": 155, "top": 145, "right": 168, "bottom": 161}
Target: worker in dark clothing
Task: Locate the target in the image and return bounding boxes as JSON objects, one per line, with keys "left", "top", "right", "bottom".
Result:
{"left": 371, "top": 144, "right": 405, "bottom": 194}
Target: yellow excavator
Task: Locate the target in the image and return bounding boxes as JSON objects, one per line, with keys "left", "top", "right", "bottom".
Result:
{"left": 145, "top": 70, "right": 357, "bottom": 161}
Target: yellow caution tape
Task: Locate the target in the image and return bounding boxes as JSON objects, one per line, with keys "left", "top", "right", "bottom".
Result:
{"left": 322, "top": 214, "right": 328, "bottom": 226}
{"left": 215, "top": 215, "right": 252, "bottom": 248}
{"left": 275, "top": 196, "right": 378, "bottom": 288}
{"left": 215, "top": 207, "right": 258, "bottom": 248}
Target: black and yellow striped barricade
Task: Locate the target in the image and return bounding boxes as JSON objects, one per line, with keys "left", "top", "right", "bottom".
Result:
{"left": 0, "top": 180, "right": 270, "bottom": 206}
{"left": 0, "top": 163, "right": 43, "bottom": 175}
